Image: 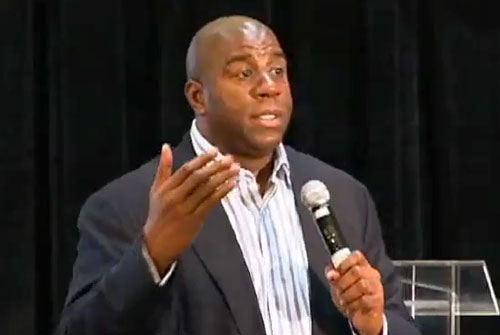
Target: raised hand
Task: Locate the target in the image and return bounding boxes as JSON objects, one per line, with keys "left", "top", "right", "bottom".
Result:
{"left": 143, "top": 144, "right": 240, "bottom": 274}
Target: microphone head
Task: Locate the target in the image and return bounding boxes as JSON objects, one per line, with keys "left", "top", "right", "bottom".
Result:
{"left": 301, "top": 180, "right": 330, "bottom": 209}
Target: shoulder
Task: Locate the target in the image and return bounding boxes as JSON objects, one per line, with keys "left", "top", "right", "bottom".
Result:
{"left": 79, "top": 156, "right": 159, "bottom": 228}
{"left": 97, "top": 156, "right": 159, "bottom": 200}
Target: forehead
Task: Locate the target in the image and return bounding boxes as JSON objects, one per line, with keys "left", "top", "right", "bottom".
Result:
{"left": 210, "top": 24, "right": 283, "bottom": 59}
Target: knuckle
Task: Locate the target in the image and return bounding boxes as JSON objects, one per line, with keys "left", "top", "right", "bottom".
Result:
{"left": 192, "top": 169, "right": 203, "bottom": 180}
{"left": 349, "top": 299, "right": 359, "bottom": 310}
{"left": 166, "top": 205, "right": 179, "bottom": 218}
{"left": 201, "top": 178, "right": 213, "bottom": 191}
{"left": 154, "top": 191, "right": 169, "bottom": 206}
{"left": 359, "top": 279, "right": 368, "bottom": 291}
{"left": 210, "top": 188, "right": 223, "bottom": 200}
{"left": 181, "top": 163, "right": 193, "bottom": 175}
{"left": 352, "top": 265, "right": 361, "bottom": 277}
{"left": 175, "top": 202, "right": 189, "bottom": 215}
{"left": 215, "top": 158, "right": 225, "bottom": 167}
{"left": 214, "top": 162, "right": 227, "bottom": 174}
{"left": 207, "top": 174, "right": 220, "bottom": 186}
{"left": 215, "top": 185, "right": 230, "bottom": 199}
{"left": 165, "top": 194, "right": 181, "bottom": 210}
{"left": 356, "top": 250, "right": 365, "bottom": 260}
{"left": 361, "top": 295, "right": 370, "bottom": 306}
{"left": 162, "top": 193, "right": 172, "bottom": 205}
{"left": 352, "top": 251, "right": 360, "bottom": 261}
{"left": 367, "top": 280, "right": 377, "bottom": 294}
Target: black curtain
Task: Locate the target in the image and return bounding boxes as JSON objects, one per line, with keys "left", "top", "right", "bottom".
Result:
{"left": 2, "top": 0, "right": 499, "bottom": 334}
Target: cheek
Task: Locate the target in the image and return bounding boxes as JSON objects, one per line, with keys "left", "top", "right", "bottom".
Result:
{"left": 205, "top": 86, "right": 248, "bottom": 126}
{"left": 215, "top": 84, "right": 252, "bottom": 111}
{"left": 281, "top": 82, "right": 293, "bottom": 104}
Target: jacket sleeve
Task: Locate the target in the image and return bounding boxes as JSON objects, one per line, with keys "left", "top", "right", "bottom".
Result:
{"left": 57, "top": 193, "right": 173, "bottom": 335}
{"left": 360, "top": 187, "right": 422, "bottom": 335}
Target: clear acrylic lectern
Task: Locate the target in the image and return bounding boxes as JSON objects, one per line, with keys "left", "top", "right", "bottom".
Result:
{"left": 393, "top": 260, "right": 499, "bottom": 335}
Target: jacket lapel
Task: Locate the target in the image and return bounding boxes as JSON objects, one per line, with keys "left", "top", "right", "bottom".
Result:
{"left": 172, "top": 134, "right": 266, "bottom": 335}
{"left": 287, "top": 148, "right": 351, "bottom": 335}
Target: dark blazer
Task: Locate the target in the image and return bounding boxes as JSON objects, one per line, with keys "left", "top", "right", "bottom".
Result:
{"left": 58, "top": 134, "right": 420, "bottom": 335}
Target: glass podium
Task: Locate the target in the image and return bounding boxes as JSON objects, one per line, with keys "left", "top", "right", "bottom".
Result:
{"left": 393, "top": 260, "right": 499, "bottom": 335}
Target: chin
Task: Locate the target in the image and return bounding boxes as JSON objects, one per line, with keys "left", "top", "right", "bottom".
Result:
{"left": 250, "top": 137, "right": 283, "bottom": 155}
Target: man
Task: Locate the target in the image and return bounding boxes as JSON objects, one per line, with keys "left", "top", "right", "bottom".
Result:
{"left": 58, "top": 16, "right": 421, "bottom": 335}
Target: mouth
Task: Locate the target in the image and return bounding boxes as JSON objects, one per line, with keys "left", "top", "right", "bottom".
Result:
{"left": 258, "top": 113, "right": 278, "bottom": 120}
{"left": 253, "top": 111, "right": 282, "bottom": 128}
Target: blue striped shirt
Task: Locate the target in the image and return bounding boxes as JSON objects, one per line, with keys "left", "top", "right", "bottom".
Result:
{"left": 190, "top": 120, "right": 312, "bottom": 335}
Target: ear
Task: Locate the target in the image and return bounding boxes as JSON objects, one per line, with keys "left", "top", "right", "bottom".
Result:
{"left": 185, "top": 79, "right": 207, "bottom": 116}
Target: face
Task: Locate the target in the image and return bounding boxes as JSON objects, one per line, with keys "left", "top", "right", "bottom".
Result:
{"left": 187, "top": 22, "right": 293, "bottom": 157}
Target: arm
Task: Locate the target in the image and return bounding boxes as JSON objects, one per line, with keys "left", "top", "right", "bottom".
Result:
{"left": 57, "top": 194, "right": 169, "bottom": 335}
{"left": 58, "top": 145, "right": 239, "bottom": 335}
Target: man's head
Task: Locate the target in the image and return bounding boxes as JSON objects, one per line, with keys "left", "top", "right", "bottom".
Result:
{"left": 184, "top": 16, "right": 293, "bottom": 158}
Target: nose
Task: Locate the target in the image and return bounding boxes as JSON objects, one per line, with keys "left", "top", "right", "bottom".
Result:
{"left": 253, "top": 73, "right": 281, "bottom": 99}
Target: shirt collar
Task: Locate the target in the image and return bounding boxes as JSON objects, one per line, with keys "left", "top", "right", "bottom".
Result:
{"left": 190, "top": 119, "right": 291, "bottom": 184}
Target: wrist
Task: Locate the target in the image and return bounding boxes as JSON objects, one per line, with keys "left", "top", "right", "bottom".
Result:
{"left": 355, "top": 313, "right": 384, "bottom": 335}
{"left": 143, "top": 227, "right": 176, "bottom": 276}
{"left": 358, "top": 327, "right": 382, "bottom": 335}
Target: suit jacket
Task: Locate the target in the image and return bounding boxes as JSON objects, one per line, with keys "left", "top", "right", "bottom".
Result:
{"left": 58, "top": 133, "right": 420, "bottom": 335}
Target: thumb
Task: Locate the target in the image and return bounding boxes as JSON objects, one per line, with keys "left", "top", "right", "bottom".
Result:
{"left": 152, "top": 143, "right": 172, "bottom": 189}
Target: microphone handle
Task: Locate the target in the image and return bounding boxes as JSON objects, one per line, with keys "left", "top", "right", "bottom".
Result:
{"left": 314, "top": 206, "right": 351, "bottom": 268}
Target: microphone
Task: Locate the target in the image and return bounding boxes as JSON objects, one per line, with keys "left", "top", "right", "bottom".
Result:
{"left": 301, "top": 180, "right": 351, "bottom": 268}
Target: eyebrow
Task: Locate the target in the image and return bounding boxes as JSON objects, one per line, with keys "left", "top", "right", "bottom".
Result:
{"left": 225, "top": 53, "right": 253, "bottom": 66}
{"left": 271, "top": 50, "right": 286, "bottom": 60}
{"left": 224, "top": 50, "right": 286, "bottom": 66}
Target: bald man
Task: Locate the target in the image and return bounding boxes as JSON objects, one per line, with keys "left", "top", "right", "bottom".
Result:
{"left": 58, "top": 16, "right": 421, "bottom": 335}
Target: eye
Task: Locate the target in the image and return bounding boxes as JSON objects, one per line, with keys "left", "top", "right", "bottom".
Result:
{"left": 238, "top": 68, "right": 254, "bottom": 79}
{"left": 270, "top": 67, "right": 285, "bottom": 76}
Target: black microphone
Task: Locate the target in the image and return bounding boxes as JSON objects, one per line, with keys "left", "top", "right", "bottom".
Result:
{"left": 301, "top": 180, "right": 351, "bottom": 268}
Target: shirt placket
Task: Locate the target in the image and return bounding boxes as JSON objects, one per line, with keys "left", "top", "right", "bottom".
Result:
{"left": 258, "top": 182, "right": 283, "bottom": 335}
{"left": 238, "top": 173, "right": 272, "bottom": 332}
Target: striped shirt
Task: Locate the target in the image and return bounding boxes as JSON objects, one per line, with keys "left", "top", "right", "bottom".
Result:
{"left": 190, "top": 120, "right": 312, "bottom": 335}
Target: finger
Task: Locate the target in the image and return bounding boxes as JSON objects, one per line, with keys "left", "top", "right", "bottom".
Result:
{"left": 337, "top": 250, "right": 368, "bottom": 275}
{"left": 152, "top": 144, "right": 173, "bottom": 190}
{"left": 340, "top": 278, "right": 376, "bottom": 305}
{"left": 340, "top": 265, "right": 382, "bottom": 295}
{"left": 175, "top": 155, "right": 234, "bottom": 199}
{"left": 325, "top": 266, "right": 340, "bottom": 282}
{"left": 330, "top": 286, "right": 348, "bottom": 316}
{"left": 184, "top": 163, "right": 240, "bottom": 212}
{"left": 345, "top": 292, "right": 381, "bottom": 315}
{"left": 194, "top": 177, "right": 237, "bottom": 216}
{"left": 166, "top": 149, "right": 218, "bottom": 190}
{"left": 336, "top": 264, "right": 366, "bottom": 292}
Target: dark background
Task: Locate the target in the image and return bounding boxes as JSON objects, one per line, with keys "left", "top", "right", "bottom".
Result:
{"left": 1, "top": 0, "right": 499, "bottom": 334}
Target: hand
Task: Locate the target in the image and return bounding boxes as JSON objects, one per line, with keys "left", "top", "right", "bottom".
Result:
{"left": 325, "top": 251, "right": 384, "bottom": 335}
{"left": 143, "top": 144, "right": 240, "bottom": 275}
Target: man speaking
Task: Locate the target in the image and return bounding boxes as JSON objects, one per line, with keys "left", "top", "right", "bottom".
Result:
{"left": 58, "top": 15, "right": 421, "bottom": 335}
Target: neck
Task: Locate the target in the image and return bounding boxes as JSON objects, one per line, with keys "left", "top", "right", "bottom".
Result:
{"left": 233, "top": 152, "right": 273, "bottom": 176}
{"left": 195, "top": 119, "right": 277, "bottom": 194}
{"left": 233, "top": 152, "right": 275, "bottom": 195}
